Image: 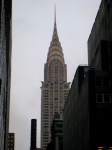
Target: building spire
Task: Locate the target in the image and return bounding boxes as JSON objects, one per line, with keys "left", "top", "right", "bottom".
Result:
{"left": 55, "top": 4, "right": 56, "bottom": 25}
{"left": 50, "top": 6, "right": 61, "bottom": 47}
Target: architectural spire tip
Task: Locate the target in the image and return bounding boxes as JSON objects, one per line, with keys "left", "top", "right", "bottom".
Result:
{"left": 54, "top": 4, "right": 56, "bottom": 24}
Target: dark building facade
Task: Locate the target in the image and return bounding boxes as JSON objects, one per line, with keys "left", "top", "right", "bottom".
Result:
{"left": 64, "top": 66, "right": 112, "bottom": 150}
{"left": 88, "top": 0, "right": 112, "bottom": 67}
{"left": 46, "top": 113, "right": 63, "bottom": 150}
{"left": 63, "top": 66, "right": 90, "bottom": 150}
{"left": 63, "top": 0, "right": 112, "bottom": 150}
{"left": 30, "top": 119, "right": 37, "bottom": 150}
{"left": 8, "top": 133, "right": 15, "bottom": 150}
{"left": 0, "top": 0, "right": 12, "bottom": 150}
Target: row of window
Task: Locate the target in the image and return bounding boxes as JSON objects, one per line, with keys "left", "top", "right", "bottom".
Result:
{"left": 96, "top": 94, "right": 111, "bottom": 103}
{"left": 96, "top": 77, "right": 110, "bottom": 86}
{"left": 42, "top": 139, "right": 49, "bottom": 143}
{"left": 98, "top": 146, "right": 112, "bottom": 150}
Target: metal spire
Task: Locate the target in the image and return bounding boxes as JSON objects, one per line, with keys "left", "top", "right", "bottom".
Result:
{"left": 55, "top": 4, "right": 56, "bottom": 25}
{"left": 50, "top": 5, "right": 61, "bottom": 47}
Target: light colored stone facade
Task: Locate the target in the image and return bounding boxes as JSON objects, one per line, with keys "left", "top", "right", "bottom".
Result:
{"left": 41, "top": 18, "right": 70, "bottom": 149}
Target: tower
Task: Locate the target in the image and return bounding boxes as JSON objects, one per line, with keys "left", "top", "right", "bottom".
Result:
{"left": 41, "top": 11, "right": 70, "bottom": 149}
{"left": 30, "top": 119, "right": 37, "bottom": 150}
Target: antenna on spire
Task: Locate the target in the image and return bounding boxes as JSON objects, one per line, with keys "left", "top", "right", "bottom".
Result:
{"left": 54, "top": 4, "right": 56, "bottom": 25}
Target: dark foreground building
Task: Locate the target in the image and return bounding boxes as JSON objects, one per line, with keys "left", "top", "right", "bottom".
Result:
{"left": 0, "top": 0, "right": 12, "bottom": 149}
{"left": 8, "top": 133, "right": 15, "bottom": 150}
{"left": 46, "top": 113, "right": 63, "bottom": 150}
{"left": 30, "top": 119, "right": 37, "bottom": 150}
{"left": 63, "top": 0, "right": 112, "bottom": 150}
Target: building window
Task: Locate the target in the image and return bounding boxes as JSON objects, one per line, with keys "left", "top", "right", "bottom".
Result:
{"left": 104, "top": 94, "right": 111, "bottom": 103}
{"left": 96, "top": 94, "right": 102, "bottom": 102}
{"left": 98, "top": 146, "right": 104, "bottom": 150}
{"left": 96, "top": 94, "right": 111, "bottom": 103}
{"left": 98, "top": 146, "right": 112, "bottom": 150}
{"left": 96, "top": 77, "right": 110, "bottom": 86}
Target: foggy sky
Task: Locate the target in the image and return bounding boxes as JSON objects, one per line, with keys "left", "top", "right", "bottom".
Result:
{"left": 10, "top": 0, "right": 101, "bottom": 149}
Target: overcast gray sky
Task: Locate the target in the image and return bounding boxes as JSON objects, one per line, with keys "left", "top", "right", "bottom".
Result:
{"left": 9, "top": 0, "right": 101, "bottom": 149}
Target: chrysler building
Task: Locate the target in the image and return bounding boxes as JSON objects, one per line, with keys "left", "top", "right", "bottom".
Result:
{"left": 41, "top": 12, "right": 70, "bottom": 149}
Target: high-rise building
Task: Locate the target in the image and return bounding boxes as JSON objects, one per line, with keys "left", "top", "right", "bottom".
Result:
{"left": 8, "top": 133, "right": 15, "bottom": 150}
{"left": 0, "top": 0, "right": 12, "bottom": 150}
{"left": 30, "top": 119, "right": 37, "bottom": 150}
{"left": 41, "top": 13, "right": 70, "bottom": 149}
{"left": 63, "top": 0, "right": 112, "bottom": 150}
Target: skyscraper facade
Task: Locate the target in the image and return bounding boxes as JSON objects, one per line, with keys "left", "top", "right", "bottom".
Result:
{"left": 0, "top": 0, "right": 12, "bottom": 150}
{"left": 41, "top": 15, "right": 70, "bottom": 149}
